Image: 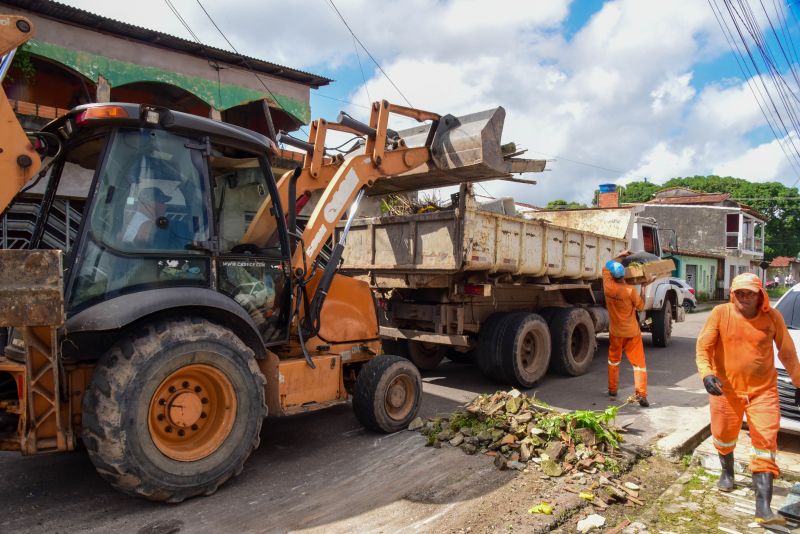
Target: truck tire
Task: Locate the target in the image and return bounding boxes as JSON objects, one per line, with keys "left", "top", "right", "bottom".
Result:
{"left": 407, "top": 340, "right": 447, "bottom": 370}
{"left": 549, "top": 307, "right": 597, "bottom": 376}
{"left": 476, "top": 313, "right": 511, "bottom": 381}
{"left": 651, "top": 299, "right": 673, "bottom": 347}
{"left": 353, "top": 354, "right": 422, "bottom": 432}
{"left": 81, "top": 318, "right": 266, "bottom": 502}
{"left": 447, "top": 347, "right": 474, "bottom": 364}
{"left": 498, "top": 313, "right": 551, "bottom": 388}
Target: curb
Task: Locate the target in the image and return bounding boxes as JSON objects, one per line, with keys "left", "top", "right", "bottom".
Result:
{"left": 654, "top": 422, "right": 712, "bottom": 462}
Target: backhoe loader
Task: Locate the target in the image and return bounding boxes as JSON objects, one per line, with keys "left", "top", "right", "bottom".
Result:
{"left": 0, "top": 14, "right": 515, "bottom": 501}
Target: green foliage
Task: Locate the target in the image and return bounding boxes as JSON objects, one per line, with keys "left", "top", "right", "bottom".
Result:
{"left": 603, "top": 457, "right": 622, "bottom": 475}
{"left": 546, "top": 199, "right": 587, "bottom": 210}
{"left": 696, "top": 291, "right": 709, "bottom": 302}
{"left": 768, "top": 287, "right": 789, "bottom": 299}
{"left": 619, "top": 181, "right": 661, "bottom": 203}
{"left": 680, "top": 454, "right": 693, "bottom": 468}
{"left": 540, "top": 405, "right": 622, "bottom": 449}
{"left": 3, "top": 44, "right": 35, "bottom": 84}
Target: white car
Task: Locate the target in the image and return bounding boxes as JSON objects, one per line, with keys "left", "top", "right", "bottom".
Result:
{"left": 772, "top": 284, "right": 800, "bottom": 434}
{"left": 668, "top": 277, "right": 698, "bottom": 311}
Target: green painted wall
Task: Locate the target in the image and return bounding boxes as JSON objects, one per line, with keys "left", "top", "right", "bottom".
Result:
{"left": 25, "top": 39, "right": 309, "bottom": 123}
{"left": 674, "top": 255, "right": 719, "bottom": 299}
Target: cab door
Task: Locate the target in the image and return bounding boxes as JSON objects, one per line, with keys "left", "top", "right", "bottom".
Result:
{"left": 210, "top": 148, "right": 291, "bottom": 345}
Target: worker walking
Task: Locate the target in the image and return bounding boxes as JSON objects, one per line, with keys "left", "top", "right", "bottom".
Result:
{"left": 603, "top": 251, "right": 649, "bottom": 407}
{"left": 696, "top": 272, "right": 800, "bottom": 525}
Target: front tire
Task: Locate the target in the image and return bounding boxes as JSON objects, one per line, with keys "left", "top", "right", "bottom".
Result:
{"left": 651, "top": 300, "right": 673, "bottom": 347}
{"left": 82, "top": 318, "right": 266, "bottom": 502}
{"left": 353, "top": 355, "right": 422, "bottom": 432}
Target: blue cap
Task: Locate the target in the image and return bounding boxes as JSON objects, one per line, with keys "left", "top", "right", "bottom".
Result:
{"left": 605, "top": 260, "right": 625, "bottom": 279}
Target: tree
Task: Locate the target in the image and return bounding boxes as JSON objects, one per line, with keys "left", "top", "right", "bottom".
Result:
{"left": 618, "top": 181, "right": 660, "bottom": 203}
{"left": 546, "top": 199, "right": 587, "bottom": 210}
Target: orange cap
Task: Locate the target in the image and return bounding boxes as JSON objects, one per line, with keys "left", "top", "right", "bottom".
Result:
{"left": 730, "top": 272, "right": 770, "bottom": 312}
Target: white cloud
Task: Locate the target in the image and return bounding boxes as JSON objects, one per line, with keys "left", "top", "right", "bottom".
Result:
{"left": 55, "top": 0, "right": 798, "bottom": 202}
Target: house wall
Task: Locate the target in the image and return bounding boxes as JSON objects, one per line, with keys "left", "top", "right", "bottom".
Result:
{"left": 724, "top": 257, "right": 756, "bottom": 298}
{"left": 674, "top": 256, "right": 720, "bottom": 299}
{"left": 638, "top": 204, "right": 730, "bottom": 254}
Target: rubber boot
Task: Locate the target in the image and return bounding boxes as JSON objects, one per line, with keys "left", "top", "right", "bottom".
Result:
{"left": 753, "top": 472, "right": 786, "bottom": 525}
{"left": 717, "top": 453, "right": 735, "bottom": 492}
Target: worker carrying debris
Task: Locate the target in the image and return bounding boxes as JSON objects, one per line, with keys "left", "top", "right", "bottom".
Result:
{"left": 603, "top": 251, "right": 649, "bottom": 407}
{"left": 696, "top": 272, "right": 800, "bottom": 526}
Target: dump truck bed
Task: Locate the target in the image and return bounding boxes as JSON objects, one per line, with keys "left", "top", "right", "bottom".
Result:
{"left": 338, "top": 200, "right": 628, "bottom": 287}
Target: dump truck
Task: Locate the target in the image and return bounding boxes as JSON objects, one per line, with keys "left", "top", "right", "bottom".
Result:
{"left": 0, "top": 14, "right": 524, "bottom": 501}
{"left": 336, "top": 186, "right": 684, "bottom": 388}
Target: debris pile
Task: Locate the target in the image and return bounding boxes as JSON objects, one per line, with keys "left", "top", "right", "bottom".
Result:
{"left": 409, "top": 389, "right": 649, "bottom": 516}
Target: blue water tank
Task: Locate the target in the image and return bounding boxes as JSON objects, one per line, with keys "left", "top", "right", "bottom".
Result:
{"left": 599, "top": 183, "right": 617, "bottom": 193}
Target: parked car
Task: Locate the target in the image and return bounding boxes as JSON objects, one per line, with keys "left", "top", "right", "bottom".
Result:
{"left": 668, "top": 277, "right": 697, "bottom": 311}
{"left": 772, "top": 283, "right": 800, "bottom": 434}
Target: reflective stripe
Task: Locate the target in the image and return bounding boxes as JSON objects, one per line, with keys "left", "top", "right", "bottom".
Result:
{"left": 714, "top": 437, "right": 737, "bottom": 448}
{"left": 608, "top": 360, "right": 621, "bottom": 366}
{"left": 752, "top": 447, "right": 776, "bottom": 460}
{"left": 632, "top": 366, "right": 647, "bottom": 373}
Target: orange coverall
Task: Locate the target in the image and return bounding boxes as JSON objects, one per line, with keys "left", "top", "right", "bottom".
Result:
{"left": 696, "top": 303, "right": 800, "bottom": 477}
{"left": 603, "top": 268, "right": 647, "bottom": 396}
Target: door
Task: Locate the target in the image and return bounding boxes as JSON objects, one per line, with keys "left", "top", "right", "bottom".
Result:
{"left": 210, "top": 147, "right": 291, "bottom": 344}
{"left": 686, "top": 264, "right": 697, "bottom": 289}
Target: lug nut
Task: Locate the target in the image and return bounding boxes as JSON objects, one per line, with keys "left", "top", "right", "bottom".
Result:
{"left": 191, "top": 424, "right": 198, "bottom": 431}
{"left": 157, "top": 414, "right": 165, "bottom": 421}
{"left": 194, "top": 386, "right": 202, "bottom": 393}
{"left": 200, "top": 412, "right": 207, "bottom": 419}
{"left": 177, "top": 429, "right": 185, "bottom": 437}
{"left": 158, "top": 398, "right": 166, "bottom": 405}
{"left": 165, "top": 426, "right": 173, "bottom": 433}
{"left": 182, "top": 381, "right": 189, "bottom": 389}
{"left": 201, "top": 397, "right": 209, "bottom": 404}
{"left": 168, "top": 386, "right": 176, "bottom": 393}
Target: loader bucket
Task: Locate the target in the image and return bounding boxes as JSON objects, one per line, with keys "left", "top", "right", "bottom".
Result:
{"left": 366, "top": 107, "right": 510, "bottom": 195}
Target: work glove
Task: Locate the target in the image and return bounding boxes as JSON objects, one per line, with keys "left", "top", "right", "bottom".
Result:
{"left": 703, "top": 375, "right": 723, "bottom": 396}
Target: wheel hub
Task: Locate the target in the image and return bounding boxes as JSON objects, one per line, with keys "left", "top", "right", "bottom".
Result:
{"left": 387, "top": 381, "right": 408, "bottom": 408}
{"left": 385, "top": 375, "right": 414, "bottom": 420}
{"left": 148, "top": 363, "right": 236, "bottom": 462}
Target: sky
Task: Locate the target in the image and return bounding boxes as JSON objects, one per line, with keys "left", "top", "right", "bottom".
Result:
{"left": 57, "top": 0, "right": 800, "bottom": 206}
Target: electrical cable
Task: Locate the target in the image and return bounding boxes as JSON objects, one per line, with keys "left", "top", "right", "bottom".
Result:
{"left": 325, "top": 0, "right": 413, "bottom": 108}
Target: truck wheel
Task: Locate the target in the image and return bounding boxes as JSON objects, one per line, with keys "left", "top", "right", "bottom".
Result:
{"left": 549, "top": 307, "right": 597, "bottom": 376}
{"left": 447, "top": 347, "right": 474, "bottom": 364}
{"left": 476, "top": 313, "right": 510, "bottom": 381}
{"left": 81, "top": 318, "right": 266, "bottom": 502}
{"left": 353, "top": 354, "right": 422, "bottom": 432}
{"left": 499, "top": 313, "right": 551, "bottom": 388}
{"left": 407, "top": 340, "right": 447, "bottom": 370}
{"left": 651, "top": 300, "right": 673, "bottom": 347}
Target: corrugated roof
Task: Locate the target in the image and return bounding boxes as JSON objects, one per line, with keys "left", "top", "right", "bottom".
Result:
{"left": 770, "top": 256, "right": 796, "bottom": 267}
{"left": 2, "top": 0, "right": 332, "bottom": 88}
{"left": 647, "top": 193, "right": 731, "bottom": 205}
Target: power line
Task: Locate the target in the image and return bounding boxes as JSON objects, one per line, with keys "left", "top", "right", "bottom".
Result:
{"left": 324, "top": 0, "right": 413, "bottom": 108}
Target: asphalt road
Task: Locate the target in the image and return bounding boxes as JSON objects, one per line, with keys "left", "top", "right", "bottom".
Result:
{"left": 0, "top": 309, "right": 713, "bottom": 534}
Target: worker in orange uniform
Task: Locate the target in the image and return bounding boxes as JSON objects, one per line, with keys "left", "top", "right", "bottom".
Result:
{"left": 696, "top": 272, "right": 800, "bottom": 525}
{"left": 603, "top": 251, "right": 649, "bottom": 407}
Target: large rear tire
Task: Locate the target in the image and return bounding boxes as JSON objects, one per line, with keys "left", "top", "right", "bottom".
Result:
{"left": 406, "top": 340, "right": 447, "bottom": 370}
{"left": 476, "top": 313, "right": 510, "bottom": 382}
{"left": 81, "top": 318, "right": 266, "bottom": 502}
{"left": 353, "top": 355, "right": 422, "bottom": 432}
{"left": 651, "top": 299, "right": 673, "bottom": 347}
{"left": 498, "top": 313, "right": 551, "bottom": 388}
{"left": 549, "top": 307, "right": 597, "bottom": 376}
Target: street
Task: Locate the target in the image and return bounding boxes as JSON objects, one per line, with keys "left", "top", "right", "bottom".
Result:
{"left": 1, "top": 310, "right": 712, "bottom": 534}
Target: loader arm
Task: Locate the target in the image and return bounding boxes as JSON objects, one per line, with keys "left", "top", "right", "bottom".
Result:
{"left": 0, "top": 15, "right": 42, "bottom": 214}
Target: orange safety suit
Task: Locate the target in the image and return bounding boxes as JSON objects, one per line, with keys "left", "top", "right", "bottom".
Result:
{"left": 603, "top": 268, "right": 647, "bottom": 397}
{"left": 696, "top": 293, "right": 800, "bottom": 477}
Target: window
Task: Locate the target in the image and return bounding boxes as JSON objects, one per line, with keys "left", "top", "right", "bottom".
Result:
{"left": 68, "top": 128, "right": 211, "bottom": 311}
{"left": 776, "top": 291, "right": 800, "bottom": 329}
{"left": 726, "top": 213, "right": 739, "bottom": 249}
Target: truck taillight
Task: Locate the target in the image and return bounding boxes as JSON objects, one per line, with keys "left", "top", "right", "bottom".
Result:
{"left": 463, "top": 283, "right": 490, "bottom": 296}
{"left": 75, "top": 105, "right": 128, "bottom": 125}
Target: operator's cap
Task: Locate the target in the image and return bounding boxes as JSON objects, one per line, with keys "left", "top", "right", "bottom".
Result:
{"left": 730, "top": 272, "right": 770, "bottom": 312}
{"left": 139, "top": 186, "right": 172, "bottom": 203}
{"left": 605, "top": 260, "right": 625, "bottom": 279}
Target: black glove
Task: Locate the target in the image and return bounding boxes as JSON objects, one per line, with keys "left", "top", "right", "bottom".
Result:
{"left": 703, "top": 375, "right": 723, "bottom": 396}
{"left": 795, "top": 387, "right": 800, "bottom": 407}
